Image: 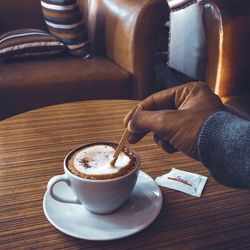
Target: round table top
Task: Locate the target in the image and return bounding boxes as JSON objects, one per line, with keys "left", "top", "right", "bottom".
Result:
{"left": 1, "top": 99, "right": 250, "bottom": 249}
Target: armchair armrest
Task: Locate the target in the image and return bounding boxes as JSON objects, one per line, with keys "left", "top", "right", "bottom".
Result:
{"left": 80, "top": 0, "right": 169, "bottom": 99}
{"left": 203, "top": 0, "right": 250, "bottom": 97}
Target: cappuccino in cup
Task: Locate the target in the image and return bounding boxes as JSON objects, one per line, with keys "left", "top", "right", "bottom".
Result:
{"left": 47, "top": 142, "right": 139, "bottom": 214}
{"left": 67, "top": 142, "right": 136, "bottom": 180}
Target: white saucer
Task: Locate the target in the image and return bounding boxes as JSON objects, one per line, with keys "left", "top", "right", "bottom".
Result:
{"left": 43, "top": 171, "right": 162, "bottom": 241}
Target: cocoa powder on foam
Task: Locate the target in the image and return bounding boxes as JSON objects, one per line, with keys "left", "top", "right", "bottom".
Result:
{"left": 66, "top": 142, "right": 138, "bottom": 180}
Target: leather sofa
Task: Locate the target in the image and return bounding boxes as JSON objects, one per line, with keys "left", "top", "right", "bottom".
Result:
{"left": 0, "top": 0, "right": 168, "bottom": 120}
{"left": 167, "top": 0, "right": 250, "bottom": 118}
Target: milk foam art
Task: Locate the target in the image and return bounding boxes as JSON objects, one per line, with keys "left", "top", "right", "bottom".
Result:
{"left": 74, "top": 145, "right": 131, "bottom": 175}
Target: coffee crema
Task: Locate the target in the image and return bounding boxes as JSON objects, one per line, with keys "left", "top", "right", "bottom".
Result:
{"left": 66, "top": 142, "right": 137, "bottom": 180}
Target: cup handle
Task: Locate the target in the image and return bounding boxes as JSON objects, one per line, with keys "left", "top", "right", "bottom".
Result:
{"left": 47, "top": 174, "right": 81, "bottom": 204}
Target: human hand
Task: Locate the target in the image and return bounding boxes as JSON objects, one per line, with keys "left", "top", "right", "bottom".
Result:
{"left": 124, "top": 82, "right": 225, "bottom": 160}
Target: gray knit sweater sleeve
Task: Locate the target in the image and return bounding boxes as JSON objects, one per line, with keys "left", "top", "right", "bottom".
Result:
{"left": 198, "top": 111, "right": 250, "bottom": 188}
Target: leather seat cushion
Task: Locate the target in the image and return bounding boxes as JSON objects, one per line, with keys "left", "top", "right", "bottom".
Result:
{"left": 0, "top": 55, "right": 132, "bottom": 119}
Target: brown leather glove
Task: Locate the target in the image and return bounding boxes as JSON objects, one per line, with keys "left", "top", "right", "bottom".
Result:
{"left": 124, "top": 82, "right": 225, "bottom": 160}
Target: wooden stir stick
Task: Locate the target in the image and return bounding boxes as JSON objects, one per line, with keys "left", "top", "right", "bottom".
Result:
{"left": 110, "top": 104, "right": 142, "bottom": 166}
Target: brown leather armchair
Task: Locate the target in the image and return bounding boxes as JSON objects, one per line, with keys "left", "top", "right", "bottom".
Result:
{"left": 168, "top": 0, "right": 250, "bottom": 118}
{"left": 0, "top": 0, "right": 168, "bottom": 120}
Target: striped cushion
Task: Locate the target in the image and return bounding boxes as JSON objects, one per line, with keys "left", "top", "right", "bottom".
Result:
{"left": 41, "top": 0, "right": 90, "bottom": 58}
{"left": 0, "top": 29, "right": 66, "bottom": 61}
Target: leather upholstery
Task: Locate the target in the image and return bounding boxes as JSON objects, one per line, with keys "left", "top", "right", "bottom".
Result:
{"left": 0, "top": 0, "right": 168, "bottom": 120}
{"left": 168, "top": 0, "right": 250, "bottom": 117}
{"left": 203, "top": 0, "right": 250, "bottom": 97}
{"left": 0, "top": 0, "right": 47, "bottom": 33}
{"left": 0, "top": 56, "right": 132, "bottom": 119}
{"left": 80, "top": 0, "right": 169, "bottom": 99}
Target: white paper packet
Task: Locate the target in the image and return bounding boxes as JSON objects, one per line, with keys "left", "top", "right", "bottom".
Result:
{"left": 155, "top": 168, "right": 207, "bottom": 197}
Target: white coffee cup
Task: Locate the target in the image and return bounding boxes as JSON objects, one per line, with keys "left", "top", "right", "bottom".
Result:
{"left": 47, "top": 143, "right": 139, "bottom": 214}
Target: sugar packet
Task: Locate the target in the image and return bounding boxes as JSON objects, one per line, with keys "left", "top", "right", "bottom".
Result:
{"left": 155, "top": 168, "right": 207, "bottom": 197}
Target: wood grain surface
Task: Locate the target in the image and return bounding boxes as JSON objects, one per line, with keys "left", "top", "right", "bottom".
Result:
{"left": 0, "top": 100, "right": 250, "bottom": 250}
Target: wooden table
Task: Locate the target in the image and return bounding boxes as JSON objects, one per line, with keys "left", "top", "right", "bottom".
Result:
{"left": 1, "top": 100, "right": 250, "bottom": 249}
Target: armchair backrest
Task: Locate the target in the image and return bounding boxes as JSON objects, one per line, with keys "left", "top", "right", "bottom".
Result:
{"left": 0, "top": 0, "right": 47, "bottom": 34}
